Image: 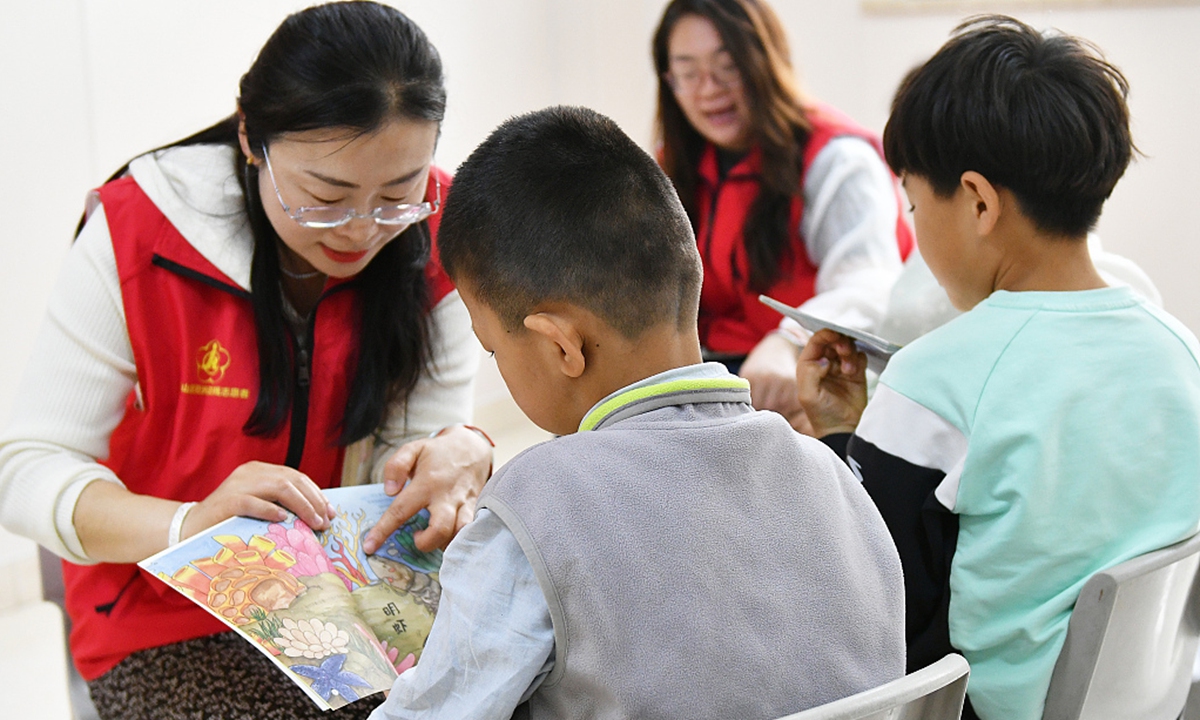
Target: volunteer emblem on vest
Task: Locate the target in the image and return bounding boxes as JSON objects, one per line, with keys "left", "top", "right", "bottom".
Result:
{"left": 197, "top": 339, "right": 232, "bottom": 383}
{"left": 181, "top": 340, "right": 250, "bottom": 399}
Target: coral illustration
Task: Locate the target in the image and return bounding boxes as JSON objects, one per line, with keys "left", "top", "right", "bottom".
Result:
{"left": 275, "top": 618, "right": 351, "bottom": 660}
{"left": 157, "top": 534, "right": 303, "bottom": 626}
{"left": 319, "top": 508, "right": 372, "bottom": 591}
{"left": 265, "top": 521, "right": 337, "bottom": 579}
{"left": 380, "top": 640, "right": 418, "bottom": 674}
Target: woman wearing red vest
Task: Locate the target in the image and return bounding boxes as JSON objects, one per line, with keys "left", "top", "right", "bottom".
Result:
{"left": 652, "top": 0, "right": 913, "bottom": 432}
{"left": 0, "top": 3, "right": 490, "bottom": 718}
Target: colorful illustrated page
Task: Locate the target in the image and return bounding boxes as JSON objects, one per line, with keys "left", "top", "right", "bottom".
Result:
{"left": 140, "top": 484, "right": 444, "bottom": 711}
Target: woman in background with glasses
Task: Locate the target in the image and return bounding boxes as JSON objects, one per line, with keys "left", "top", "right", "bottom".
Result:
{"left": 652, "top": 0, "right": 912, "bottom": 432}
{"left": 0, "top": 3, "right": 490, "bottom": 718}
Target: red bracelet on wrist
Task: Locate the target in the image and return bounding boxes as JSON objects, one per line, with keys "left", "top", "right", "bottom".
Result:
{"left": 434, "top": 423, "right": 495, "bottom": 447}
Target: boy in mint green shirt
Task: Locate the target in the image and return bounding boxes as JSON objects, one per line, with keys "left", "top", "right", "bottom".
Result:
{"left": 796, "top": 15, "right": 1200, "bottom": 720}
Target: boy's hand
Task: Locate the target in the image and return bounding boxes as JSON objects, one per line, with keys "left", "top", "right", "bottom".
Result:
{"left": 795, "top": 329, "right": 868, "bottom": 437}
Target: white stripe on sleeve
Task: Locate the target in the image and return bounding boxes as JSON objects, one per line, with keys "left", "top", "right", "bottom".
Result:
{"left": 856, "top": 384, "right": 967, "bottom": 510}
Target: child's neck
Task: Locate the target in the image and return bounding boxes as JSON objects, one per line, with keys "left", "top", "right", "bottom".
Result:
{"left": 994, "top": 224, "right": 1107, "bottom": 295}
{"left": 599, "top": 325, "right": 705, "bottom": 396}
{"left": 571, "top": 324, "right": 704, "bottom": 428}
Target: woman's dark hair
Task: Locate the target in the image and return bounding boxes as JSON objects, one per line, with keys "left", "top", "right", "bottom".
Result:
{"left": 95, "top": 1, "right": 446, "bottom": 444}
{"left": 883, "top": 15, "right": 1134, "bottom": 238}
{"left": 652, "top": 0, "right": 812, "bottom": 292}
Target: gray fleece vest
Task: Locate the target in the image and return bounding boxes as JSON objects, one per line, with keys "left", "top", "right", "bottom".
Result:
{"left": 478, "top": 376, "right": 905, "bottom": 720}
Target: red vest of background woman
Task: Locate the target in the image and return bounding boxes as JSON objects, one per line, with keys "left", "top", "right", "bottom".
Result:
{"left": 694, "top": 104, "right": 913, "bottom": 355}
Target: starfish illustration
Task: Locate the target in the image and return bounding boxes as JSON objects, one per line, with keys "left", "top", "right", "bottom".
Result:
{"left": 291, "top": 653, "right": 373, "bottom": 702}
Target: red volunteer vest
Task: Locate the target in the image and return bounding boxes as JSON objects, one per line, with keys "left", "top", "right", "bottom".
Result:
{"left": 695, "top": 104, "right": 914, "bottom": 354}
{"left": 63, "top": 167, "right": 454, "bottom": 680}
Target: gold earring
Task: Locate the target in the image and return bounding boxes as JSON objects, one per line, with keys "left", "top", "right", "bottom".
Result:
{"left": 247, "top": 155, "right": 255, "bottom": 166}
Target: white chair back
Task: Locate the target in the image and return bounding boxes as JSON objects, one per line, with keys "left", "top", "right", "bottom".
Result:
{"left": 774, "top": 653, "right": 970, "bottom": 720}
{"left": 1043, "top": 532, "right": 1200, "bottom": 720}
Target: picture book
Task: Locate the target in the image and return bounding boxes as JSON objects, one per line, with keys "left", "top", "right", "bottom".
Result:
{"left": 139, "top": 484, "right": 442, "bottom": 711}
{"left": 759, "top": 294, "right": 902, "bottom": 374}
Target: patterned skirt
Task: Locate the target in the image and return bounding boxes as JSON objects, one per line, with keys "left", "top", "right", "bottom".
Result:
{"left": 87, "top": 633, "right": 384, "bottom": 720}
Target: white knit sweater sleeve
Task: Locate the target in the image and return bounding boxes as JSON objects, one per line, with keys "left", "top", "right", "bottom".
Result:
{"left": 789, "top": 136, "right": 904, "bottom": 333}
{"left": 0, "top": 204, "right": 134, "bottom": 564}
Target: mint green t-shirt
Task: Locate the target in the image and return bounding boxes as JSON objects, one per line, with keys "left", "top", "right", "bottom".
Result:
{"left": 874, "top": 287, "right": 1200, "bottom": 719}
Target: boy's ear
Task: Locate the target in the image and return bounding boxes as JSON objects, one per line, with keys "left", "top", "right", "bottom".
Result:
{"left": 959, "top": 171, "right": 1002, "bottom": 237}
{"left": 523, "top": 312, "right": 586, "bottom": 379}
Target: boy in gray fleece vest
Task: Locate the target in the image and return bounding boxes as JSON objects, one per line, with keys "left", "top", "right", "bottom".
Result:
{"left": 370, "top": 106, "right": 905, "bottom": 720}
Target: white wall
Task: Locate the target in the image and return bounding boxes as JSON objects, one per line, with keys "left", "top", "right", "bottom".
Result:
{"left": 3, "top": 1, "right": 1199, "bottom": 422}
{"left": 1, "top": 1, "right": 92, "bottom": 426}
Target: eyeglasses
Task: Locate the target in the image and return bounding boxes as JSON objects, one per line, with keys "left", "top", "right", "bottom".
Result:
{"left": 665, "top": 61, "right": 741, "bottom": 95}
{"left": 260, "top": 144, "right": 440, "bottom": 229}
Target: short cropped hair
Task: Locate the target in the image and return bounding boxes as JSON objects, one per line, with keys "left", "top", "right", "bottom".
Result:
{"left": 883, "top": 15, "right": 1134, "bottom": 238}
{"left": 438, "top": 106, "right": 702, "bottom": 338}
